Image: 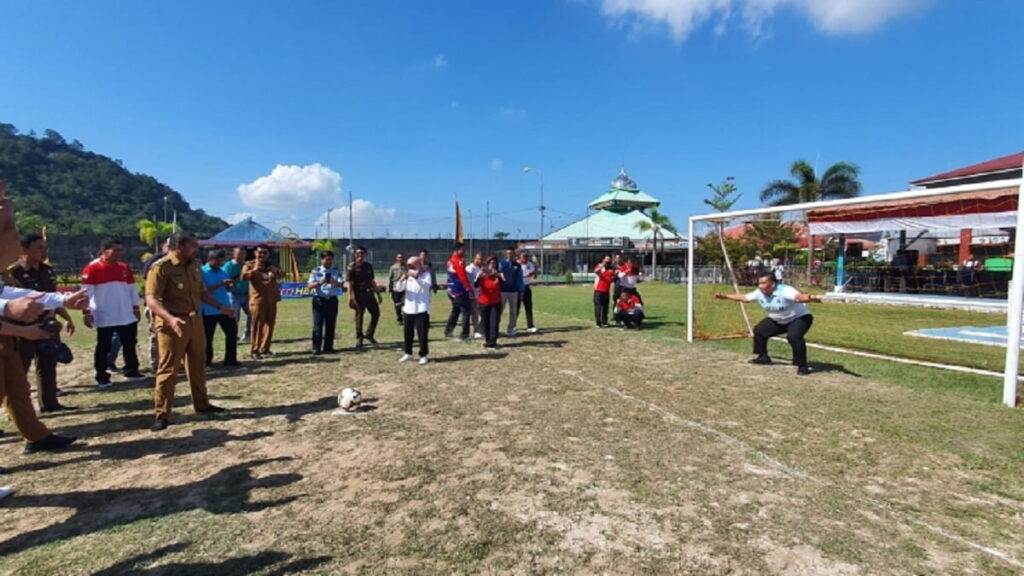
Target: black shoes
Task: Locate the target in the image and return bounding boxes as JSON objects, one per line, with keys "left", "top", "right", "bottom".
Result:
{"left": 250, "top": 353, "right": 262, "bottom": 361}
{"left": 24, "top": 433, "right": 77, "bottom": 454}
{"left": 322, "top": 348, "right": 336, "bottom": 354}
{"left": 196, "top": 405, "right": 226, "bottom": 414}
{"left": 366, "top": 336, "right": 378, "bottom": 346}
{"left": 748, "top": 355, "right": 772, "bottom": 365}
{"left": 223, "top": 361, "right": 242, "bottom": 367}
{"left": 797, "top": 365, "right": 812, "bottom": 376}
{"left": 150, "top": 419, "right": 169, "bottom": 431}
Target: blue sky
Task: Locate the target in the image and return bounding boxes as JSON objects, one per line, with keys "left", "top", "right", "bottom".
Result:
{"left": 1, "top": 0, "right": 1021, "bottom": 240}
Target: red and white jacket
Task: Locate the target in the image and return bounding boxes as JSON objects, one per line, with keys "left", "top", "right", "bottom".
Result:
{"left": 81, "top": 258, "right": 139, "bottom": 327}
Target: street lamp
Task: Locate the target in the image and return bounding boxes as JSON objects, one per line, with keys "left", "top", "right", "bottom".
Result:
{"left": 522, "top": 167, "right": 545, "bottom": 277}
{"left": 163, "top": 195, "right": 168, "bottom": 223}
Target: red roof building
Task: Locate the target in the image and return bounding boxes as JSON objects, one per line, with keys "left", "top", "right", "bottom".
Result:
{"left": 911, "top": 151, "right": 1023, "bottom": 188}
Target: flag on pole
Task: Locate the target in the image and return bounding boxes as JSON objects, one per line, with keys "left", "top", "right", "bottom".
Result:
{"left": 455, "top": 199, "right": 464, "bottom": 244}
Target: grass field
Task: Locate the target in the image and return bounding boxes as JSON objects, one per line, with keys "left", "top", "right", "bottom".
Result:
{"left": 3, "top": 282, "right": 1024, "bottom": 574}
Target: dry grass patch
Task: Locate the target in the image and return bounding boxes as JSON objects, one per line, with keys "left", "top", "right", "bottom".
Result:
{"left": 1, "top": 292, "right": 1024, "bottom": 574}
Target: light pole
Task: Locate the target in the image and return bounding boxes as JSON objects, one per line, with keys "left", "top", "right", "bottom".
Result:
{"left": 163, "top": 196, "right": 168, "bottom": 223}
{"left": 523, "top": 167, "right": 545, "bottom": 277}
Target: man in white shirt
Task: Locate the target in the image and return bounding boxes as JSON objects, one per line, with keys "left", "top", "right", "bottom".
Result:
{"left": 517, "top": 251, "right": 538, "bottom": 333}
{"left": 465, "top": 253, "right": 483, "bottom": 338}
{"left": 81, "top": 238, "right": 144, "bottom": 388}
{"left": 715, "top": 272, "right": 821, "bottom": 376}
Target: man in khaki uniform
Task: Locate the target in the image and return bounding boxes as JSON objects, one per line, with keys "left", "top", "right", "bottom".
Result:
{"left": 241, "top": 243, "right": 282, "bottom": 360}
{"left": 0, "top": 180, "right": 88, "bottom": 459}
{"left": 145, "top": 233, "right": 232, "bottom": 431}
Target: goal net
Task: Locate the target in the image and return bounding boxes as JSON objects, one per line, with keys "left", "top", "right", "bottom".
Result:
{"left": 687, "top": 177, "right": 1024, "bottom": 405}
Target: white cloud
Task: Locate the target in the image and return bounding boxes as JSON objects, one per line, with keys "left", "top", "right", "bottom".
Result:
{"left": 236, "top": 164, "right": 342, "bottom": 210}
{"left": 225, "top": 212, "right": 256, "bottom": 225}
{"left": 595, "top": 0, "right": 934, "bottom": 42}
{"left": 315, "top": 199, "right": 397, "bottom": 235}
{"left": 490, "top": 158, "right": 504, "bottom": 171}
{"left": 787, "top": 0, "right": 935, "bottom": 35}
{"left": 499, "top": 106, "right": 527, "bottom": 119}
{"left": 432, "top": 53, "right": 448, "bottom": 69}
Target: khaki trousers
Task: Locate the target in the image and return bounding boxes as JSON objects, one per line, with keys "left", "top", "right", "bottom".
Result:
{"left": 249, "top": 299, "right": 277, "bottom": 355}
{"left": 154, "top": 315, "right": 211, "bottom": 419}
{"left": 0, "top": 341, "right": 50, "bottom": 442}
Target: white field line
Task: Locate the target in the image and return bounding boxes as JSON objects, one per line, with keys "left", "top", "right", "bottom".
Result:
{"left": 531, "top": 352, "right": 1024, "bottom": 569}
{"left": 799, "top": 339, "right": 1024, "bottom": 380}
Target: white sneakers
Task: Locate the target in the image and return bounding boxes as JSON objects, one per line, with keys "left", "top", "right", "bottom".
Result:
{"left": 527, "top": 327, "right": 538, "bottom": 333}
{"left": 400, "top": 354, "right": 429, "bottom": 365}
{"left": 0, "top": 486, "right": 13, "bottom": 501}
{"left": 473, "top": 332, "right": 483, "bottom": 339}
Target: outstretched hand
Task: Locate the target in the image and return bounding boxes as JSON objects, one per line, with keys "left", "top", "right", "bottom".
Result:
{"left": 5, "top": 293, "right": 45, "bottom": 322}
{"left": 62, "top": 289, "right": 89, "bottom": 310}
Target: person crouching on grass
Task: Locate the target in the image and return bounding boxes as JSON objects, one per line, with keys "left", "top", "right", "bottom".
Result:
{"left": 715, "top": 271, "right": 821, "bottom": 376}
{"left": 613, "top": 291, "right": 644, "bottom": 329}
{"left": 395, "top": 256, "right": 432, "bottom": 365}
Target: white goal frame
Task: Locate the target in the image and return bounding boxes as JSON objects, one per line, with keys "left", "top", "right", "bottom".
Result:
{"left": 687, "top": 175, "right": 1024, "bottom": 407}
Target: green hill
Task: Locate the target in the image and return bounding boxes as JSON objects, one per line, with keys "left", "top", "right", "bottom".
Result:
{"left": 0, "top": 122, "right": 226, "bottom": 237}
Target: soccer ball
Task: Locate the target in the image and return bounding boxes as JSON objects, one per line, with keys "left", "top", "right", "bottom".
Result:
{"left": 338, "top": 387, "right": 363, "bottom": 412}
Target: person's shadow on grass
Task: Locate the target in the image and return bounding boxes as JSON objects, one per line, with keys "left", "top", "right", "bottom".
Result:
{"left": 1, "top": 429, "right": 275, "bottom": 475}
{"left": 806, "top": 361, "right": 861, "bottom": 377}
{"left": 91, "top": 542, "right": 332, "bottom": 576}
{"left": 0, "top": 457, "right": 302, "bottom": 556}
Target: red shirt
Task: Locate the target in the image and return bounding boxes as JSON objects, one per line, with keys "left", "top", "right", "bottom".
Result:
{"left": 593, "top": 265, "right": 616, "bottom": 293}
{"left": 477, "top": 273, "right": 502, "bottom": 305}
{"left": 616, "top": 294, "right": 642, "bottom": 312}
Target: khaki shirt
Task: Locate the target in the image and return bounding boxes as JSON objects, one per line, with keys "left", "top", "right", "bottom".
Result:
{"left": 145, "top": 254, "right": 204, "bottom": 315}
{"left": 241, "top": 260, "right": 282, "bottom": 303}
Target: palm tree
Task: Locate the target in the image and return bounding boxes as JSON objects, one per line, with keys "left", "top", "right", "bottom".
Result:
{"left": 137, "top": 218, "right": 175, "bottom": 252}
{"left": 760, "top": 160, "right": 861, "bottom": 278}
{"left": 633, "top": 208, "right": 679, "bottom": 280}
{"left": 759, "top": 160, "right": 861, "bottom": 206}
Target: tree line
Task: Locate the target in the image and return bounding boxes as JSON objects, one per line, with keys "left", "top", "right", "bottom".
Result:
{"left": 0, "top": 122, "right": 226, "bottom": 237}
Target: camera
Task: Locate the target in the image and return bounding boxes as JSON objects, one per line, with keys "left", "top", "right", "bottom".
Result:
{"left": 37, "top": 339, "right": 73, "bottom": 364}
{"left": 39, "top": 318, "right": 62, "bottom": 335}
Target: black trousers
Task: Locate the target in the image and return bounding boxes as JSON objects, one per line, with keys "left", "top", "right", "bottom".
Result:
{"left": 480, "top": 303, "right": 502, "bottom": 347}
{"left": 354, "top": 292, "right": 380, "bottom": 339}
{"left": 445, "top": 292, "right": 472, "bottom": 339}
{"left": 614, "top": 310, "right": 644, "bottom": 328}
{"left": 312, "top": 297, "right": 339, "bottom": 352}
{"left": 753, "top": 314, "right": 814, "bottom": 367}
{"left": 403, "top": 312, "right": 430, "bottom": 357}
{"left": 204, "top": 313, "right": 239, "bottom": 364}
{"left": 593, "top": 291, "right": 610, "bottom": 326}
{"left": 95, "top": 323, "right": 139, "bottom": 381}
{"left": 390, "top": 290, "right": 404, "bottom": 323}
{"left": 516, "top": 286, "right": 535, "bottom": 328}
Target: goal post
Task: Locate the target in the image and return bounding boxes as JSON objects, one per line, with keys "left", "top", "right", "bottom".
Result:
{"left": 687, "top": 175, "right": 1024, "bottom": 406}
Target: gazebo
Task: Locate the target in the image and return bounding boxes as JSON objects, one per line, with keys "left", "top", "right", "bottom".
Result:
{"left": 200, "top": 217, "right": 310, "bottom": 281}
